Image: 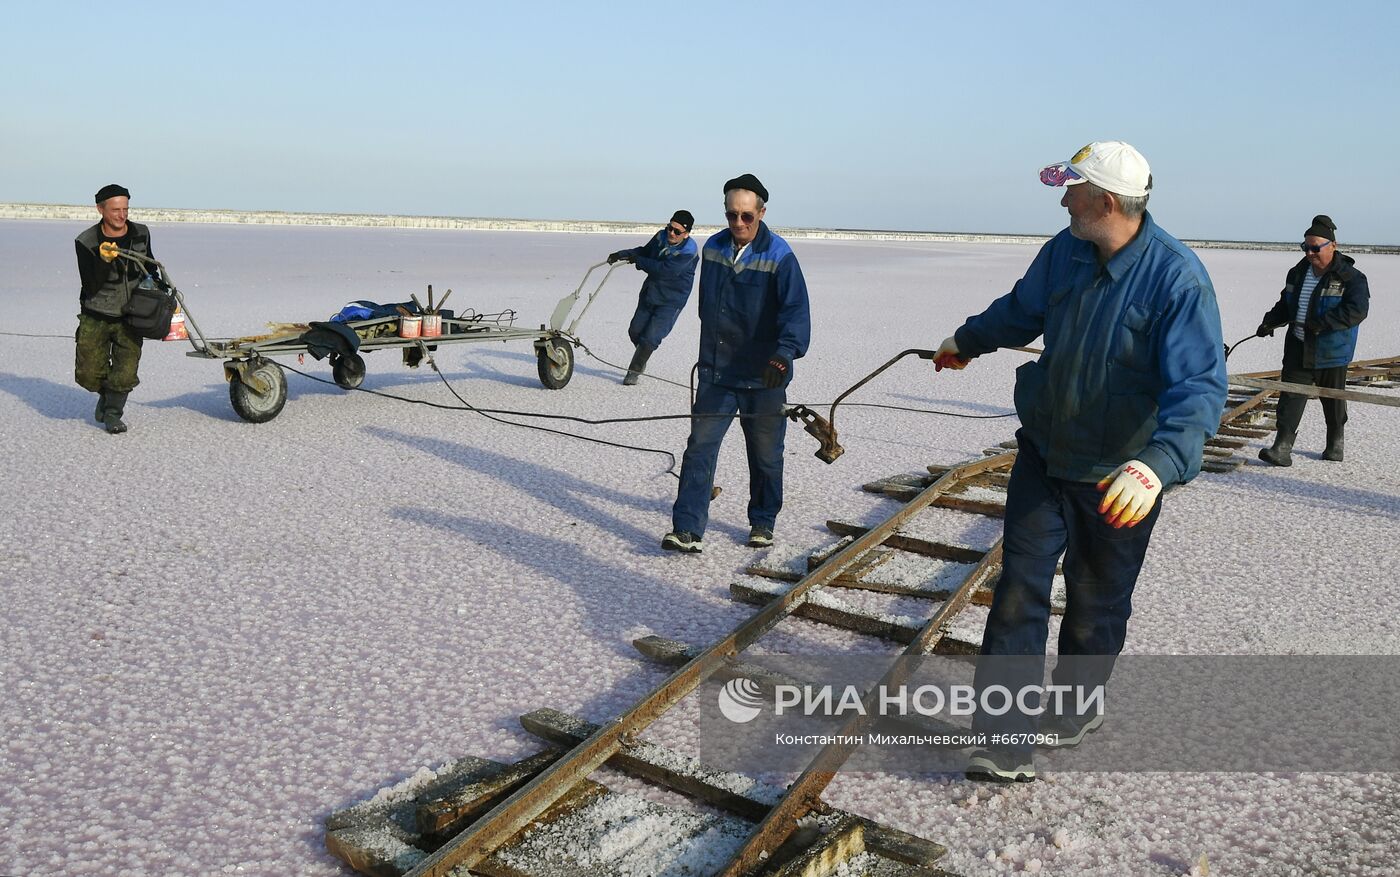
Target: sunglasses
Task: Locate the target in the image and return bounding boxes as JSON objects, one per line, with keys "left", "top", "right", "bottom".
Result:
{"left": 666, "top": 225, "right": 686, "bottom": 235}
{"left": 1300, "top": 241, "right": 1333, "bottom": 254}
{"left": 724, "top": 211, "right": 757, "bottom": 224}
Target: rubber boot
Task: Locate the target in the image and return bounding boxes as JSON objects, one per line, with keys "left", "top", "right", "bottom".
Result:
{"left": 1258, "top": 432, "right": 1293, "bottom": 467}
{"left": 1322, "top": 425, "right": 1344, "bottom": 462}
{"left": 94, "top": 390, "right": 108, "bottom": 423}
{"left": 103, "top": 390, "right": 129, "bottom": 435}
{"left": 622, "top": 344, "right": 653, "bottom": 386}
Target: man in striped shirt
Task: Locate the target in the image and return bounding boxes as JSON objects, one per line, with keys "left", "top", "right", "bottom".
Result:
{"left": 1256, "top": 215, "right": 1371, "bottom": 465}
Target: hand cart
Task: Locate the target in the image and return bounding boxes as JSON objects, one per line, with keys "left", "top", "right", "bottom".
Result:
{"left": 105, "top": 247, "right": 625, "bottom": 423}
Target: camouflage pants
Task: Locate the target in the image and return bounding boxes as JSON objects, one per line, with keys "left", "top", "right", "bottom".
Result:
{"left": 75, "top": 312, "right": 144, "bottom": 393}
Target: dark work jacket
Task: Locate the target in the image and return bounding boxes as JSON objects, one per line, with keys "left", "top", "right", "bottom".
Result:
{"left": 1261, "top": 252, "right": 1369, "bottom": 369}
{"left": 617, "top": 229, "right": 699, "bottom": 310}
{"left": 75, "top": 221, "right": 157, "bottom": 318}
{"left": 696, "top": 222, "right": 811, "bottom": 389}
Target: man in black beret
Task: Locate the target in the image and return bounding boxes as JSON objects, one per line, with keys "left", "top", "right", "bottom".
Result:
{"left": 1256, "top": 214, "right": 1371, "bottom": 464}
{"left": 607, "top": 209, "right": 699, "bottom": 385}
{"left": 662, "top": 174, "right": 810, "bottom": 553}
{"left": 74, "top": 184, "right": 160, "bottom": 433}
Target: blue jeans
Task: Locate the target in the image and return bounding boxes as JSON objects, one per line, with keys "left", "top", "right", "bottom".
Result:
{"left": 671, "top": 381, "right": 787, "bottom": 537}
{"left": 628, "top": 303, "right": 683, "bottom": 351}
{"left": 972, "top": 431, "right": 1162, "bottom": 751}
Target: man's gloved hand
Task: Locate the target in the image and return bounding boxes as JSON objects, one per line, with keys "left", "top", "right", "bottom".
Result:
{"left": 933, "top": 335, "right": 969, "bottom": 371}
{"left": 1255, "top": 322, "right": 1275, "bottom": 338}
{"left": 607, "top": 251, "right": 631, "bottom": 265}
{"left": 1095, "top": 459, "right": 1161, "bottom": 529}
{"left": 762, "top": 357, "right": 790, "bottom": 389}
{"left": 99, "top": 241, "right": 120, "bottom": 262}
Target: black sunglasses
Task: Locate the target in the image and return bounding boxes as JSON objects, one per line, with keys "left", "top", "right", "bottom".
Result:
{"left": 724, "top": 210, "right": 757, "bottom": 224}
{"left": 1300, "top": 241, "right": 1333, "bottom": 254}
{"left": 666, "top": 225, "right": 686, "bottom": 235}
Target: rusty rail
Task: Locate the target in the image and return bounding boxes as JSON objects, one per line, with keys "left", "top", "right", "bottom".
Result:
{"left": 403, "top": 451, "right": 1017, "bottom": 877}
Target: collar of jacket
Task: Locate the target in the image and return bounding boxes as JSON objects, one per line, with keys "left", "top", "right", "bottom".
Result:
{"left": 1290, "top": 249, "right": 1355, "bottom": 282}
{"left": 1066, "top": 211, "right": 1157, "bottom": 282}
{"left": 712, "top": 221, "right": 772, "bottom": 257}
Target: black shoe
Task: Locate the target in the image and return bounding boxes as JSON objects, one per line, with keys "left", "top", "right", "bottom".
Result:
{"left": 1259, "top": 439, "right": 1293, "bottom": 467}
{"left": 965, "top": 749, "right": 1035, "bottom": 783}
{"left": 95, "top": 391, "right": 107, "bottom": 423}
{"left": 1322, "top": 426, "right": 1344, "bottom": 462}
{"left": 661, "top": 531, "right": 703, "bottom": 553}
{"left": 746, "top": 526, "right": 774, "bottom": 548}
{"left": 102, "top": 390, "right": 129, "bottom": 434}
{"left": 622, "top": 344, "right": 653, "bottom": 386}
{"left": 1037, "top": 713, "right": 1104, "bottom": 749}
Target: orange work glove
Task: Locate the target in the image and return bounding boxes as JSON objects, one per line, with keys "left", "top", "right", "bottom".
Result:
{"left": 933, "top": 335, "right": 969, "bottom": 371}
{"left": 1096, "top": 459, "right": 1161, "bottom": 528}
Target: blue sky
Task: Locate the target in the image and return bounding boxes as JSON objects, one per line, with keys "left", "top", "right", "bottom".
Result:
{"left": 3, "top": 1, "right": 1396, "bottom": 242}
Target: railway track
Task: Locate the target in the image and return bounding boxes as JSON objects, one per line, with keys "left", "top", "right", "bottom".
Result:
{"left": 326, "top": 356, "right": 1400, "bottom": 877}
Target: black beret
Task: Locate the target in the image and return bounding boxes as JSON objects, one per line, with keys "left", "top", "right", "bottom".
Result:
{"left": 95, "top": 184, "right": 130, "bottom": 204}
{"left": 670, "top": 210, "right": 694, "bottom": 231}
{"left": 723, "top": 173, "right": 768, "bottom": 204}
{"left": 1304, "top": 214, "right": 1336, "bottom": 241}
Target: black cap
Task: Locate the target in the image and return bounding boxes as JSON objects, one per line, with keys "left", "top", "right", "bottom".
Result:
{"left": 670, "top": 210, "right": 694, "bottom": 231}
{"left": 95, "top": 184, "right": 130, "bottom": 204}
{"left": 1304, "top": 214, "right": 1336, "bottom": 241}
{"left": 723, "top": 173, "right": 768, "bottom": 204}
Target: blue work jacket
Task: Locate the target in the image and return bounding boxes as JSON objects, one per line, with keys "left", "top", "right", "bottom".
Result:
{"left": 1260, "top": 252, "right": 1369, "bottom": 369}
{"left": 954, "top": 213, "right": 1227, "bottom": 488}
{"left": 696, "top": 222, "right": 811, "bottom": 389}
{"left": 617, "top": 230, "right": 699, "bottom": 310}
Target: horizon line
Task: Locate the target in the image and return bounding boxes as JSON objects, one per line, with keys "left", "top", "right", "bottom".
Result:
{"left": 3, "top": 202, "right": 1395, "bottom": 254}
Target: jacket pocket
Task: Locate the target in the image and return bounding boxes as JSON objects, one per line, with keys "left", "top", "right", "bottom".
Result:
{"left": 1013, "top": 360, "right": 1049, "bottom": 437}
{"left": 1113, "top": 302, "right": 1156, "bottom": 374}
{"left": 1102, "top": 369, "right": 1156, "bottom": 464}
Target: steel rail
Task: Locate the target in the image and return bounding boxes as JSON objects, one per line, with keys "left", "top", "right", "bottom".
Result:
{"left": 1229, "top": 376, "right": 1400, "bottom": 409}
{"left": 1230, "top": 353, "right": 1400, "bottom": 380}
{"left": 1221, "top": 356, "right": 1400, "bottom": 425}
{"left": 716, "top": 536, "right": 1007, "bottom": 876}
{"left": 402, "top": 450, "right": 1016, "bottom": 877}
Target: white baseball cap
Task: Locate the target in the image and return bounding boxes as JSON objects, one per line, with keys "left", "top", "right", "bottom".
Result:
{"left": 1039, "top": 141, "right": 1152, "bottom": 198}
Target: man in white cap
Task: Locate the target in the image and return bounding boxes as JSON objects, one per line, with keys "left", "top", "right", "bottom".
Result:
{"left": 933, "top": 142, "right": 1227, "bottom": 782}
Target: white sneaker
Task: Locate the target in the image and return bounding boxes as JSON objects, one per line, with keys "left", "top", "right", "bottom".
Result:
{"left": 1038, "top": 713, "right": 1104, "bottom": 749}
{"left": 965, "top": 749, "right": 1035, "bottom": 783}
{"left": 661, "top": 531, "right": 703, "bottom": 554}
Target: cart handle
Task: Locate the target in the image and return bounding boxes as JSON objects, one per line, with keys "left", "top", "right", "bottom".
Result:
{"left": 98, "top": 244, "right": 213, "bottom": 354}
{"left": 547, "top": 261, "right": 625, "bottom": 335}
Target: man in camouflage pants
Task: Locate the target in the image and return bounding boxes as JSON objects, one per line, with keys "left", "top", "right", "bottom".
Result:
{"left": 75, "top": 184, "right": 159, "bottom": 434}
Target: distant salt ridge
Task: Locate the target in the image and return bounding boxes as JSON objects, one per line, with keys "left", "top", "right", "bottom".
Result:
{"left": 4, "top": 202, "right": 1395, "bottom": 253}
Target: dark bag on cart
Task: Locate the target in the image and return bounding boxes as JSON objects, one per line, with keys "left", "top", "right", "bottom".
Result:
{"left": 122, "top": 276, "right": 178, "bottom": 339}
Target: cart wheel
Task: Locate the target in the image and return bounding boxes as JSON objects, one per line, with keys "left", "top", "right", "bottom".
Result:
{"left": 331, "top": 352, "right": 366, "bottom": 390}
{"left": 537, "top": 338, "right": 574, "bottom": 389}
{"left": 229, "top": 359, "right": 288, "bottom": 423}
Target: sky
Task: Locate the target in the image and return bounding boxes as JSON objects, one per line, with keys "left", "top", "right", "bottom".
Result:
{"left": 3, "top": 0, "right": 1398, "bottom": 242}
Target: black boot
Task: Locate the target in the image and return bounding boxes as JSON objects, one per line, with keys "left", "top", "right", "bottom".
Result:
{"left": 94, "top": 390, "right": 108, "bottom": 423}
{"left": 622, "top": 344, "right": 654, "bottom": 386}
{"left": 103, "top": 391, "right": 129, "bottom": 434}
{"left": 1259, "top": 432, "right": 1293, "bottom": 467}
{"left": 1322, "top": 425, "right": 1344, "bottom": 462}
